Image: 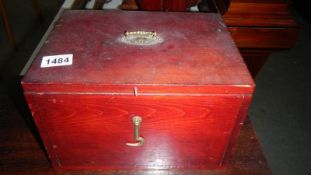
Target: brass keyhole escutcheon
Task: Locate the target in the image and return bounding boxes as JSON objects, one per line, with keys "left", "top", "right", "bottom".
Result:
{"left": 126, "top": 116, "right": 144, "bottom": 147}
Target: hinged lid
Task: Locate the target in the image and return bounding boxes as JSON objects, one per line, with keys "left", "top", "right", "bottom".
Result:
{"left": 22, "top": 10, "right": 254, "bottom": 94}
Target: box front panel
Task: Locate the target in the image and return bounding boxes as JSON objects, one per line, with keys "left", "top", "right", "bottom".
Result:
{"left": 25, "top": 94, "right": 244, "bottom": 170}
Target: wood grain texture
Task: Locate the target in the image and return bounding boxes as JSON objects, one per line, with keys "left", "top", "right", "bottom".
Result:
{"left": 21, "top": 11, "right": 254, "bottom": 171}
{"left": 221, "top": 0, "right": 298, "bottom": 77}
{"left": 224, "top": 1, "right": 291, "bottom": 20}
{"left": 21, "top": 83, "right": 255, "bottom": 95}
{"left": 24, "top": 94, "right": 246, "bottom": 170}
{"left": 229, "top": 27, "right": 298, "bottom": 49}
{"left": 223, "top": 95, "right": 252, "bottom": 163}
{"left": 119, "top": 0, "right": 298, "bottom": 77}
{"left": 224, "top": 0, "right": 298, "bottom": 49}
{"left": 0, "top": 108, "right": 271, "bottom": 174}
{"left": 22, "top": 11, "right": 254, "bottom": 94}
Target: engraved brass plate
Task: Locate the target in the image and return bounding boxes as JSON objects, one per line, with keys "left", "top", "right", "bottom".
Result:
{"left": 119, "top": 31, "right": 163, "bottom": 46}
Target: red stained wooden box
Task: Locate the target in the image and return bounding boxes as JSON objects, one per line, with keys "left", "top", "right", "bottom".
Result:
{"left": 22, "top": 10, "right": 255, "bottom": 170}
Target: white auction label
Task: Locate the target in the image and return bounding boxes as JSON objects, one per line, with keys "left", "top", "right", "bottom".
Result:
{"left": 40, "top": 54, "right": 73, "bottom": 68}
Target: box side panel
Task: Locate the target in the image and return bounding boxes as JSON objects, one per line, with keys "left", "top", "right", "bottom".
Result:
{"left": 24, "top": 93, "right": 244, "bottom": 170}
{"left": 222, "top": 95, "right": 253, "bottom": 164}
{"left": 23, "top": 94, "right": 61, "bottom": 169}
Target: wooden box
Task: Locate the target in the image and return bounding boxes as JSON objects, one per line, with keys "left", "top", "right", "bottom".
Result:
{"left": 22, "top": 10, "right": 255, "bottom": 170}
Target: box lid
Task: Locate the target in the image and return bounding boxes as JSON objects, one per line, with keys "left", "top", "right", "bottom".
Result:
{"left": 22, "top": 10, "right": 254, "bottom": 94}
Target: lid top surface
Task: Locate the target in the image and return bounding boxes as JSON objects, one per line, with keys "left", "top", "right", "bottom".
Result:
{"left": 23, "top": 10, "right": 254, "bottom": 89}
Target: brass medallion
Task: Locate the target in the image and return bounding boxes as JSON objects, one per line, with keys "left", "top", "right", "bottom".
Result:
{"left": 119, "top": 31, "right": 163, "bottom": 46}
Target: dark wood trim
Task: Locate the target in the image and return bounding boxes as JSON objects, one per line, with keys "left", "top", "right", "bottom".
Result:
{"left": 0, "top": 0, "right": 15, "bottom": 48}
